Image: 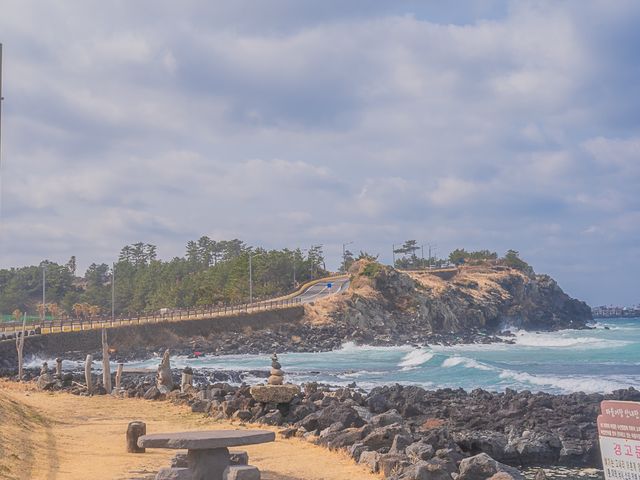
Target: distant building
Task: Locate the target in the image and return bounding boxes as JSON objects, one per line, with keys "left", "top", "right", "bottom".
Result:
{"left": 592, "top": 304, "right": 640, "bottom": 318}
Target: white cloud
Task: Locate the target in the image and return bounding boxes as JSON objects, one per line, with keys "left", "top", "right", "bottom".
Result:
{"left": 0, "top": 1, "right": 638, "bottom": 304}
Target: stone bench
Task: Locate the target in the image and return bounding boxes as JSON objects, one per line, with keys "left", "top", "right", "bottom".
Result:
{"left": 138, "top": 430, "right": 274, "bottom": 480}
{"left": 172, "top": 450, "right": 249, "bottom": 468}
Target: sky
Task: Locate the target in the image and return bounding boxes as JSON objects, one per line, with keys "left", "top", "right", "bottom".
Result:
{"left": 0, "top": 1, "right": 638, "bottom": 306}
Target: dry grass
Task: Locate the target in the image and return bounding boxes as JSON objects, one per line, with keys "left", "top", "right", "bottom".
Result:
{"left": 303, "top": 295, "right": 344, "bottom": 326}
{"left": 407, "top": 266, "right": 526, "bottom": 303}
{"left": 406, "top": 271, "right": 449, "bottom": 295}
{"left": 0, "top": 380, "right": 378, "bottom": 480}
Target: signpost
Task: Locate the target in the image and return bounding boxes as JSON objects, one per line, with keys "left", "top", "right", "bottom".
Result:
{"left": 598, "top": 400, "right": 640, "bottom": 480}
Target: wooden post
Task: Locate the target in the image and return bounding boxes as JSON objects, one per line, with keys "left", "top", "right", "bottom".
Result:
{"left": 126, "top": 421, "right": 146, "bottom": 453}
{"left": 85, "top": 354, "right": 93, "bottom": 394}
{"left": 115, "top": 363, "right": 124, "bottom": 392}
{"left": 101, "top": 328, "right": 112, "bottom": 394}
{"left": 15, "top": 314, "right": 26, "bottom": 381}
{"left": 55, "top": 357, "right": 63, "bottom": 378}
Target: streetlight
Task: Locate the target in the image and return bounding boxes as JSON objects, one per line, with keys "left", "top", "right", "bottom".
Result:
{"left": 292, "top": 248, "right": 308, "bottom": 287}
{"left": 41, "top": 264, "right": 46, "bottom": 324}
{"left": 342, "top": 242, "right": 353, "bottom": 272}
{"left": 249, "top": 251, "right": 264, "bottom": 304}
{"left": 111, "top": 262, "right": 116, "bottom": 321}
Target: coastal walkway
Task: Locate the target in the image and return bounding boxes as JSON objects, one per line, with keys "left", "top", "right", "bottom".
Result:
{"left": 0, "top": 274, "right": 350, "bottom": 337}
{"left": 0, "top": 380, "right": 377, "bottom": 480}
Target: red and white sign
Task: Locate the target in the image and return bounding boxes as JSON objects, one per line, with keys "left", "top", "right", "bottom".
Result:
{"left": 598, "top": 400, "right": 640, "bottom": 480}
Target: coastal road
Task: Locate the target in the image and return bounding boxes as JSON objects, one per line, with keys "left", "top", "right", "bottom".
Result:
{"left": 293, "top": 276, "right": 350, "bottom": 304}
{"left": 0, "top": 274, "right": 352, "bottom": 338}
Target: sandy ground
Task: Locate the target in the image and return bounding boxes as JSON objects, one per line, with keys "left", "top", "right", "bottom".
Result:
{"left": 0, "top": 380, "right": 378, "bottom": 480}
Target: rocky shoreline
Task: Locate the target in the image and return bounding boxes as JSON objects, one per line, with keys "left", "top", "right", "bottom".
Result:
{"left": 10, "top": 364, "right": 629, "bottom": 480}
{"left": 0, "top": 325, "right": 515, "bottom": 368}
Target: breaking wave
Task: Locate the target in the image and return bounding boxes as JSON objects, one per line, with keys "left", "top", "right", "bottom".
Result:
{"left": 509, "top": 330, "right": 630, "bottom": 349}
{"left": 498, "top": 370, "right": 640, "bottom": 394}
{"left": 441, "top": 356, "right": 495, "bottom": 371}
{"left": 398, "top": 349, "right": 434, "bottom": 370}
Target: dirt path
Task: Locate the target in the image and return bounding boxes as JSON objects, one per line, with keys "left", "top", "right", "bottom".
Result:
{"left": 0, "top": 381, "right": 377, "bottom": 480}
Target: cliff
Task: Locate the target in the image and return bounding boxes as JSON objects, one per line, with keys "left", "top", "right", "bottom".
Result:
{"left": 304, "top": 261, "right": 592, "bottom": 344}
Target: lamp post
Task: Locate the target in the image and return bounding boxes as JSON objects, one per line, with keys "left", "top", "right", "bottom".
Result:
{"left": 292, "top": 248, "right": 308, "bottom": 287}
{"left": 42, "top": 264, "right": 46, "bottom": 323}
{"left": 111, "top": 262, "right": 115, "bottom": 321}
{"left": 249, "top": 251, "right": 264, "bottom": 305}
{"left": 392, "top": 244, "right": 396, "bottom": 267}
{"left": 342, "top": 241, "right": 353, "bottom": 272}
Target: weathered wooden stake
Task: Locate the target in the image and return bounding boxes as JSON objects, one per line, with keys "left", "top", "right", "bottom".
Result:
{"left": 115, "top": 363, "right": 124, "bottom": 392}
{"left": 126, "top": 421, "right": 146, "bottom": 453}
{"left": 85, "top": 354, "right": 93, "bottom": 394}
{"left": 101, "top": 328, "right": 112, "bottom": 394}
{"left": 15, "top": 314, "right": 26, "bottom": 381}
{"left": 55, "top": 357, "right": 63, "bottom": 378}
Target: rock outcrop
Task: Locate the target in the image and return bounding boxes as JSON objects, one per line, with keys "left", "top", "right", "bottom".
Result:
{"left": 305, "top": 261, "right": 592, "bottom": 345}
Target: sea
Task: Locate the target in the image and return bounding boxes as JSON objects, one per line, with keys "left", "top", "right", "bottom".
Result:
{"left": 122, "top": 317, "right": 640, "bottom": 395}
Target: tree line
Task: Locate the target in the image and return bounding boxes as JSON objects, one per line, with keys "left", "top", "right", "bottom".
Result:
{"left": 390, "top": 240, "right": 532, "bottom": 272}
{"left": 0, "top": 237, "right": 327, "bottom": 319}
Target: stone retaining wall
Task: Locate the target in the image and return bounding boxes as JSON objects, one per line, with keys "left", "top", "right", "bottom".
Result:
{"left": 0, "top": 306, "right": 305, "bottom": 368}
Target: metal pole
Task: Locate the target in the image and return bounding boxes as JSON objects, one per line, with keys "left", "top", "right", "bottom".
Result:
{"left": 42, "top": 265, "right": 46, "bottom": 323}
{"left": 111, "top": 262, "right": 115, "bottom": 321}
{"left": 249, "top": 254, "right": 253, "bottom": 304}
{"left": 342, "top": 241, "right": 353, "bottom": 272}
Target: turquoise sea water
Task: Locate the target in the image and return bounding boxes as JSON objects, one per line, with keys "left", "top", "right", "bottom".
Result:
{"left": 121, "top": 317, "right": 640, "bottom": 395}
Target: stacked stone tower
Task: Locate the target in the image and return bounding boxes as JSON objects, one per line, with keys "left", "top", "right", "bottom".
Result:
{"left": 268, "top": 353, "right": 284, "bottom": 385}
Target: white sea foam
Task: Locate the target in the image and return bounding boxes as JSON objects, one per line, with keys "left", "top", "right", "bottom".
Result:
{"left": 509, "top": 330, "right": 630, "bottom": 349}
{"left": 339, "top": 370, "right": 385, "bottom": 379}
{"left": 498, "top": 370, "right": 640, "bottom": 394}
{"left": 398, "top": 349, "right": 434, "bottom": 370}
{"left": 338, "top": 341, "right": 413, "bottom": 354}
{"left": 441, "top": 356, "right": 495, "bottom": 371}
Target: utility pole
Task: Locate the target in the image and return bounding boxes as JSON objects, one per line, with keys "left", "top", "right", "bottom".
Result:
{"left": 249, "top": 251, "right": 264, "bottom": 304}
{"left": 42, "top": 265, "right": 46, "bottom": 323}
{"left": 111, "top": 262, "right": 115, "bottom": 321}
{"left": 428, "top": 244, "right": 437, "bottom": 268}
{"left": 249, "top": 254, "right": 253, "bottom": 304}
{"left": 392, "top": 244, "right": 396, "bottom": 267}
{"left": 342, "top": 241, "right": 353, "bottom": 272}
{"left": 292, "top": 248, "right": 307, "bottom": 287}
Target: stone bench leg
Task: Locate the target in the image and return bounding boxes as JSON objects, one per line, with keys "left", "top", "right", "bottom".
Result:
{"left": 187, "top": 447, "right": 229, "bottom": 480}
{"left": 229, "top": 451, "right": 248, "bottom": 466}
{"left": 223, "top": 465, "right": 260, "bottom": 480}
{"left": 155, "top": 467, "right": 193, "bottom": 480}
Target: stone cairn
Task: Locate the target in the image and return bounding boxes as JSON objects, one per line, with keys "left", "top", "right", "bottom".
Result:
{"left": 250, "top": 352, "right": 300, "bottom": 404}
{"left": 268, "top": 353, "right": 284, "bottom": 385}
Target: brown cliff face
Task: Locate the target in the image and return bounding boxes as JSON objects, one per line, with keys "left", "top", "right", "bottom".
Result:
{"left": 305, "top": 261, "right": 592, "bottom": 339}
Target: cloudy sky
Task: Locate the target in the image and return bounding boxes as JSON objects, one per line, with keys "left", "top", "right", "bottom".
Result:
{"left": 0, "top": 1, "right": 638, "bottom": 305}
